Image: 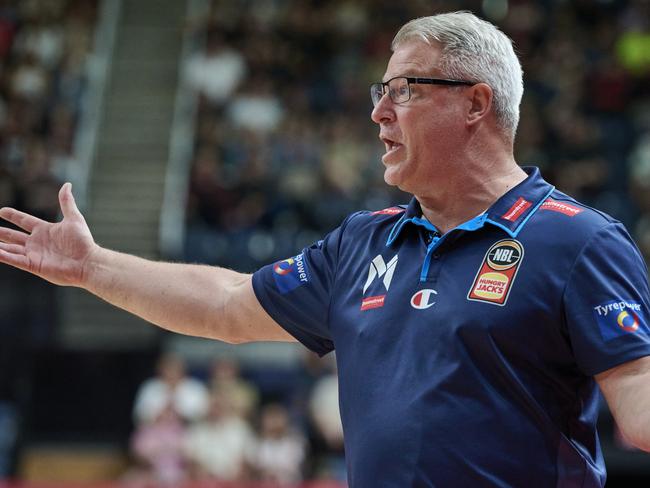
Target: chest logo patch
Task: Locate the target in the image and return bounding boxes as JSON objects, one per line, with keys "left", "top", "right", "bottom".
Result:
{"left": 467, "top": 239, "right": 524, "bottom": 306}
{"left": 411, "top": 289, "right": 437, "bottom": 310}
{"left": 361, "top": 254, "right": 398, "bottom": 311}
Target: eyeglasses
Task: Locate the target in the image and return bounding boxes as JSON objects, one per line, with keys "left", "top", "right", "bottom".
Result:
{"left": 370, "top": 76, "right": 475, "bottom": 107}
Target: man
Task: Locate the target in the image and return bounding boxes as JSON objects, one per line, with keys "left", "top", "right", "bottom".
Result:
{"left": 0, "top": 11, "right": 649, "bottom": 487}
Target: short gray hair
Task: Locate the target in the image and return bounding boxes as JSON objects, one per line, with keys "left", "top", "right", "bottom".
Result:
{"left": 392, "top": 11, "right": 523, "bottom": 139}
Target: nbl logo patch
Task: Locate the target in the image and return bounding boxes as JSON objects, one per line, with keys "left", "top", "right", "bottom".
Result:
{"left": 593, "top": 300, "right": 648, "bottom": 342}
{"left": 468, "top": 239, "right": 524, "bottom": 306}
{"left": 272, "top": 253, "right": 310, "bottom": 294}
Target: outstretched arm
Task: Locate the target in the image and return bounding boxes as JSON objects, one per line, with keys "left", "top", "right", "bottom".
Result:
{"left": 0, "top": 183, "right": 295, "bottom": 344}
{"left": 596, "top": 355, "right": 650, "bottom": 452}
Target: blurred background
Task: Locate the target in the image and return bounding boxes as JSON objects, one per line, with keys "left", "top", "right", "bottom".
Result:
{"left": 0, "top": 0, "right": 648, "bottom": 486}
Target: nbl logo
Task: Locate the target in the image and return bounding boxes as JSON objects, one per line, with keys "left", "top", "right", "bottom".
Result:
{"left": 487, "top": 241, "right": 522, "bottom": 270}
{"left": 468, "top": 239, "right": 525, "bottom": 306}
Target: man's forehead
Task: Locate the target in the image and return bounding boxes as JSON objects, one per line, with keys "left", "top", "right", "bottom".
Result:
{"left": 383, "top": 40, "right": 441, "bottom": 81}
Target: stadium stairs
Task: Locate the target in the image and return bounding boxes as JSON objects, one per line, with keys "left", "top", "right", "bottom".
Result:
{"left": 60, "top": 0, "right": 187, "bottom": 351}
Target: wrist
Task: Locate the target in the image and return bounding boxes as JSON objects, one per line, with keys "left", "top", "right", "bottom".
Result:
{"left": 80, "top": 243, "right": 108, "bottom": 290}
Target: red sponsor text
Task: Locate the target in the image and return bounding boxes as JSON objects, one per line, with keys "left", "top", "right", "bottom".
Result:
{"left": 501, "top": 197, "right": 532, "bottom": 222}
{"left": 372, "top": 207, "right": 405, "bottom": 216}
{"left": 540, "top": 199, "right": 583, "bottom": 217}
{"left": 361, "top": 295, "right": 386, "bottom": 311}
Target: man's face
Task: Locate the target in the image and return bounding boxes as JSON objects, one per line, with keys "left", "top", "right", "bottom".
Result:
{"left": 371, "top": 40, "right": 468, "bottom": 195}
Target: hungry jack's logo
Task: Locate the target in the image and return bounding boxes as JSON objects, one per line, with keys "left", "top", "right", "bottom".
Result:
{"left": 467, "top": 239, "right": 524, "bottom": 306}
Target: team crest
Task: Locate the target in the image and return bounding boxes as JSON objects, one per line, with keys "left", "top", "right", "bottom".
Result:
{"left": 467, "top": 239, "right": 524, "bottom": 306}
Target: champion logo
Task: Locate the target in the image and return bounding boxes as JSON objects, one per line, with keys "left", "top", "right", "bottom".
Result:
{"left": 410, "top": 289, "right": 437, "bottom": 310}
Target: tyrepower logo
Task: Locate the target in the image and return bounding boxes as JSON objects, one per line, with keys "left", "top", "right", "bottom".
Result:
{"left": 272, "top": 253, "right": 310, "bottom": 294}
{"left": 361, "top": 254, "right": 398, "bottom": 311}
{"left": 593, "top": 300, "right": 647, "bottom": 341}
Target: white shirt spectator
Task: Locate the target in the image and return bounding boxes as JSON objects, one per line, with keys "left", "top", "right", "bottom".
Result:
{"left": 133, "top": 377, "right": 209, "bottom": 425}
{"left": 184, "top": 414, "right": 255, "bottom": 480}
{"left": 185, "top": 47, "right": 246, "bottom": 105}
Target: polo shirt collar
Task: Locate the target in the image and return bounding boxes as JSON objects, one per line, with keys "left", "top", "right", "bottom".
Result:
{"left": 387, "top": 166, "right": 554, "bottom": 246}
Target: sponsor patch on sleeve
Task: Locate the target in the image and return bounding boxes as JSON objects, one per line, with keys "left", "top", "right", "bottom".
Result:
{"left": 593, "top": 300, "right": 648, "bottom": 341}
{"left": 468, "top": 239, "right": 524, "bottom": 306}
{"left": 272, "top": 253, "right": 310, "bottom": 294}
{"left": 540, "top": 198, "right": 584, "bottom": 217}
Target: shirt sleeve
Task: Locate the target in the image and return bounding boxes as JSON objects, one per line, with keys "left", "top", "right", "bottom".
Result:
{"left": 563, "top": 222, "right": 650, "bottom": 376}
{"left": 252, "top": 214, "right": 358, "bottom": 356}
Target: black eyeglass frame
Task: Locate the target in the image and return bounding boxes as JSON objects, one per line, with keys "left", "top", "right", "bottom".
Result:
{"left": 370, "top": 76, "right": 476, "bottom": 106}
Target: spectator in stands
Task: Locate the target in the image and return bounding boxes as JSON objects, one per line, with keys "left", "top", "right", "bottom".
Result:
{"left": 183, "top": 389, "right": 255, "bottom": 482}
{"left": 127, "top": 403, "right": 187, "bottom": 486}
{"left": 184, "top": 28, "right": 247, "bottom": 107}
{"left": 249, "top": 403, "right": 306, "bottom": 486}
{"left": 209, "top": 357, "right": 259, "bottom": 421}
{"left": 132, "top": 352, "right": 209, "bottom": 425}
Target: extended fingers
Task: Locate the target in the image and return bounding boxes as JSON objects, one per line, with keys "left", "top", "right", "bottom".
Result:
{"left": 0, "top": 226, "right": 28, "bottom": 245}
{"left": 0, "top": 243, "right": 30, "bottom": 272}
{"left": 0, "top": 242, "right": 24, "bottom": 255}
{"left": 0, "top": 207, "right": 46, "bottom": 233}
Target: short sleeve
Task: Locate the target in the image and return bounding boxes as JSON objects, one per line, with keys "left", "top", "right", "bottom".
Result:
{"left": 563, "top": 223, "right": 650, "bottom": 376}
{"left": 252, "top": 215, "right": 358, "bottom": 356}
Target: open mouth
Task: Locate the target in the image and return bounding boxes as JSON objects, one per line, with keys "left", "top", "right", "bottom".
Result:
{"left": 381, "top": 136, "right": 402, "bottom": 154}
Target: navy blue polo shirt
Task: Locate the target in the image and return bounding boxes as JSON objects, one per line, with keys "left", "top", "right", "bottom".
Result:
{"left": 252, "top": 167, "right": 650, "bottom": 488}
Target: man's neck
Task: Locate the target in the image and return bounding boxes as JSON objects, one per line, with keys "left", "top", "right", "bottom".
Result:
{"left": 417, "top": 162, "right": 527, "bottom": 234}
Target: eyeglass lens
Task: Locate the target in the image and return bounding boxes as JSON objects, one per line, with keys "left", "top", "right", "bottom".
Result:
{"left": 371, "top": 77, "right": 410, "bottom": 106}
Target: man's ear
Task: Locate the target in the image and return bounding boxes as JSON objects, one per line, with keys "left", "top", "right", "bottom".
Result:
{"left": 466, "top": 83, "right": 493, "bottom": 126}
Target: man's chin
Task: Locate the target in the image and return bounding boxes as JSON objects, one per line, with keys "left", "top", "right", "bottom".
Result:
{"left": 383, "top": 167, "right": 404, "bottom": 188}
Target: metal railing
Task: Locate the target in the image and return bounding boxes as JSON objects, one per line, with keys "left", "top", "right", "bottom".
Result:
{"left": 158, "top": 0, "right": 210, "bottom": 259}
{"left": 66, "top": 0, "right": 122, "bottom": 210}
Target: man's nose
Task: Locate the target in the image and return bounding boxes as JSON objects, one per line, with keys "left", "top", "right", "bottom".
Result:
{"left": 371, "top": 92, "right": 395, "bottom": 124}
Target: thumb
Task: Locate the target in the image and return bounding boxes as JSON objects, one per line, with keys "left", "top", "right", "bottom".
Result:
{"left": 59, "top": 182, "right": 81, "bottom": 220}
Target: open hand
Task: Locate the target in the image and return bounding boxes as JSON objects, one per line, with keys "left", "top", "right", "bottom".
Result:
{"left": 0, "top": 183, "right": 97, "bottom": 287}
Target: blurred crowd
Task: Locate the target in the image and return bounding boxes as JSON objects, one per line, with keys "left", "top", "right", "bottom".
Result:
{"left": 124, "top": 353, "right": 345, "bottom": 486}
{"left": 0, "top": 0, "right": 97, "bottom": 222}
{"left": 182, "top": 0, "right": 650, "bottom": 271}
{"left": 0, "top": 0, "right": 97, "bottom": 477}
